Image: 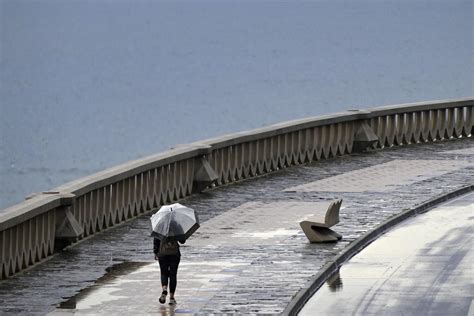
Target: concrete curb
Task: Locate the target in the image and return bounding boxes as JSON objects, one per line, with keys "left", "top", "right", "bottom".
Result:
{"left": 282, "top": 184, "right": 474, "bottom": 316}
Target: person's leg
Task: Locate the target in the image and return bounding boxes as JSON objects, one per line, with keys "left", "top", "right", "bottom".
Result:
{"left": 168, "top": 255, "right": 181, "bottom": 304}
{"left": 158, "top": 257, "right": 171, "bottom": 303}
{"left": 158, "top": 257, "right": 171, "bottom": 288}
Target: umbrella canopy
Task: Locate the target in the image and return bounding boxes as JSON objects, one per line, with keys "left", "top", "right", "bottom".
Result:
{"left": 150, "top": 203, "right": 199, "bottom": 241}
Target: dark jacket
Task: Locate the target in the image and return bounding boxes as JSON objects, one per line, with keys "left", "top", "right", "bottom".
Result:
{"left": 153, "top": 238, "right": 185, "bottom": 257}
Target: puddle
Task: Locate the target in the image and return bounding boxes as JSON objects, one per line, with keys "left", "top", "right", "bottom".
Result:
{"left": 56, "top": 261, "right": 150, "bottom": 310}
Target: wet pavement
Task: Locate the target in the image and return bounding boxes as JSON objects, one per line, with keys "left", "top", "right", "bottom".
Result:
{"left": 0, "top": 138, "right": 473, "bottom": 315}
{"left": 299, "top": 191, "right": 474, "bottom": 316}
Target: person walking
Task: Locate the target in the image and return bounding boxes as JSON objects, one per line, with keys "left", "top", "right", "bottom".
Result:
{"left": 153, "top": 237, "right": 185, "bottom": 305}
{"left": 150, "top": 203, "right": 199, "bottom": 306}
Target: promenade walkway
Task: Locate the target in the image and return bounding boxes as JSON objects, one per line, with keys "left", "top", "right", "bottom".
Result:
{"left": 299, "top": 191, "right": 474, "bottom": 316}
{"left": 0, "top": 138, "right": 472, "bottom": 315}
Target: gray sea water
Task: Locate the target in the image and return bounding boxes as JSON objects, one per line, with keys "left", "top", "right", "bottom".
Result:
{"left": 0, "top": 0, "right": 472, "bottom": 210}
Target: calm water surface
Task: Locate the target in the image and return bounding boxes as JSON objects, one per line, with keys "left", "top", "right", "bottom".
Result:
{"left": 0, "top": 0, "right": 472, "bottom": 209}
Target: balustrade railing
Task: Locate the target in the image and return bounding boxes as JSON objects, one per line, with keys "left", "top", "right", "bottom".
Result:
{"left": 1, "top": 98, "right": 472, "bottom": 279}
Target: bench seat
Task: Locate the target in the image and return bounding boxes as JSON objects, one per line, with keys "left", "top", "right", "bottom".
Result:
{"left": 300, "top": 199, "right": 342, "bottom": 243}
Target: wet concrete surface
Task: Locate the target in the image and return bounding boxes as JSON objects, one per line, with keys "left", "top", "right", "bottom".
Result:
{"left": 299, "top": 191, "right": 474, "bottom": 316}
{"left": 0, "top": 138, "right": 473, "bottom": 314}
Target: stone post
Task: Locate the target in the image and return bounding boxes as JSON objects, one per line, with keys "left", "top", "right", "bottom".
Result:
{"left": 192, "top": 156, "right": 218, "bottom": 193}
{"left": 352, "top": 120, "right": 379, "bottom": 152}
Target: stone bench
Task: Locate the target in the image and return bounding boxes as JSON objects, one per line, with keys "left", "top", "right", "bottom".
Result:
{"left": 300, "top": 199, "right": 343, "bottom": 242}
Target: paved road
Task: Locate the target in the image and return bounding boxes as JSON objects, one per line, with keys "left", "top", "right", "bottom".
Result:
{"left": 300, "top": 192, "right": 474, "bottom": 316}
{"left": 0, "top": 138, "right": 473, "bottom": 314}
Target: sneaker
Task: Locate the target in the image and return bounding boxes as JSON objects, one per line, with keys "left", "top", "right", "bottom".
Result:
{"left": 159, "top": 291, "right": 167, "bottom": 304}
{"left": 169, "top": 298, "right": 177, "bottom": 305}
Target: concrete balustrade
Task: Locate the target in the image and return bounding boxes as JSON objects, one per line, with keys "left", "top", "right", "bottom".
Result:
{"left": 1, "top": 98, "right": 472, "bottom": 279}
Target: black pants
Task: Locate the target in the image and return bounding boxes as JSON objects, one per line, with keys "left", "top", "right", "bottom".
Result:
{"left": 158, "top": 255, "right": 181, "bottom": 293}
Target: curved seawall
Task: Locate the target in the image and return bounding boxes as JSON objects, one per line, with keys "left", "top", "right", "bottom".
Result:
{"left": 1, "top": 98, "right": 472, "bottom": 279}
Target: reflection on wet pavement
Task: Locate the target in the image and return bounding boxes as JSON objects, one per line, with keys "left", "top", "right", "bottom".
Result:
{"left": 326, "top": 270, "right": 343, "bottom": 292}
{"left": 50, "top": 259, "right": 250, "bottom": 315}
{"left": 300, "top": 192, "right": 474, "bottom": 316}
{"left": 53, "top": 262, "right": 151, "bottom": 313}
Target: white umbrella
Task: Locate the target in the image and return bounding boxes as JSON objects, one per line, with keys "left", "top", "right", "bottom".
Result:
{"left": 150, "top": 203, "right": 199, "bottom": 241}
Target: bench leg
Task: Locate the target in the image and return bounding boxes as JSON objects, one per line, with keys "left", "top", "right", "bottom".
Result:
{"left": 300, "top": 223, "right": 342, "bottom": 243}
